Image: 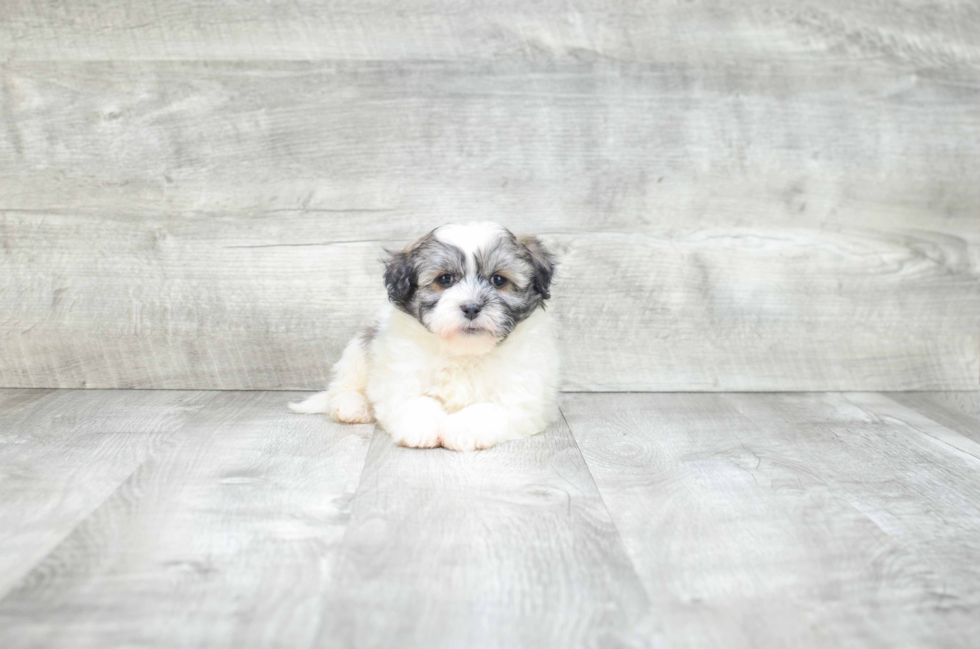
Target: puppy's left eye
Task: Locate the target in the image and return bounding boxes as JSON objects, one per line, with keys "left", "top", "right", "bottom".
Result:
{"left": 490, "top": 274, "right": 507, "bottom": 288}
{"left": 435, "top": 273, "right": 455, "bottom": 287}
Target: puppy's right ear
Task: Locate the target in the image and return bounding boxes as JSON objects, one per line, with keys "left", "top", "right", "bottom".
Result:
{"left": 383, "top": 249, "right": 417, "bottom": 307}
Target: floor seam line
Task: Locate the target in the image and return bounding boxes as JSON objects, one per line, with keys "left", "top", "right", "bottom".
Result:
{"left": 844, "top": 393, "right": 980, "bottom": 464}
{"left": 0, "top": 390, "right": 225, "bottom": 604}
{"left": 557, "top": 404, "right": 654, "bottom": 612}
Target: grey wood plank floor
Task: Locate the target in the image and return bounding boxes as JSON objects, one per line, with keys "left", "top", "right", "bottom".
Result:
{"left": 564, "top": 392, "right": 980, "bottom": 648}
{"left": 0, "top": 389, "right": 977, "bottom": 648}
{"left": 316, "top": 412, "right": 648, "bottom": 649}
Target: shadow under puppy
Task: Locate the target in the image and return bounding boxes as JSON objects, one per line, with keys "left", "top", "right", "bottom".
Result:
{"left": 289, "top": 222, "right": 559, "bottom": 451}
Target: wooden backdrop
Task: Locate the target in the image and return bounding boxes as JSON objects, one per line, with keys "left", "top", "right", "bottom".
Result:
{"left": 1, "top": 1, "right": 978, "bottom": 391}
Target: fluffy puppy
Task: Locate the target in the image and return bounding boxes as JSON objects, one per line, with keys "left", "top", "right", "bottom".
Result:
{"left": 289, "top": 222, "right": 559, "bottom": 451}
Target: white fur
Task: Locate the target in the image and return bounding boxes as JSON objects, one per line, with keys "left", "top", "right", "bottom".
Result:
{"left": 289, "top": 304, "right": 559, "bottom": 450}
{"left": 434, "top": 222, "right": 505, "bottom": 266}
{"left": 289, "top": 223, "right": 560, "bottom": 451}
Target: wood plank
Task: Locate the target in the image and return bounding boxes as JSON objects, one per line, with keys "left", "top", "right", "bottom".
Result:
{"left": 315, "top": 415, "right": 650, "bottom": 648}
{"left": 2, "top": 61, "right": 978, "bottom": 230}
{"left": 0, "top": 391, "right": 372, "bottom": 648}
{"left": 852, "top": 391, "right": 980, "bottom": 452}
{"left": 2, "top": 216, "right": 976, "bottom": 391}
{"left": 0, "top": 388, "right": 216, "bottom": 599}
{"left": 564, "top": 392, "right": 980, "bottom": 648}
{"left": 890, "top": 390, "right": 980, "bottom": 422}
{"left": 553, "top": 229, "right": 978, "bottom": 391}
{"left": 2, "top": 0, "right": 978, "bottom": 63}
{"left": 0, "top": 388, "right": 54, "bottom": 416}
{"left": 1, "top": 59, "right": 977, "bottom": 391}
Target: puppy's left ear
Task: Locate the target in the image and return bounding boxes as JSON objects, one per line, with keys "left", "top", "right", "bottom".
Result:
{"left": 519, "top": 235, "right": 556, "bottom": 300}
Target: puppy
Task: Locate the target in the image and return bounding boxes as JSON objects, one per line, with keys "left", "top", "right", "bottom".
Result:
{"left": 289, "top": 222, "right": 559, "bottom": 451}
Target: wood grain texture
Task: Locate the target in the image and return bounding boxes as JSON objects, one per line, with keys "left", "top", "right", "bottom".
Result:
{"left": 0, "top": 391, "right": 372, "bottom": 648}
{"left": 0, "top": 388, "right": 215, "bottom": 598}
{"left": 891, "top": 390, "right": 980, "bottom": 421}
{"left": 315, "top": 415, "right": 649, "bottom": 649}
{"left": 3, "top": 61, "right": 979, "bottom": 226}
{"left": 3, "top": 389, "right": 980, "bottom": 647}
{"left": 873, "top": 391, "right": 980, "bottom": 445}
{"left": 564, "top": 392, "right": 980, "bottom": 648}
{"left": 2, "top": 59, "right": 978, "bottom": 391}
{"left": 2, "top": 0, "right": 979, "bottom": 63}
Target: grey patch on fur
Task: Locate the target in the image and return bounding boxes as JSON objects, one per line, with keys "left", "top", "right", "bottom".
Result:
{"left": 359, "top": 323, "right": 379, "bottom": 347}
{"left": 418, "top": 296, "right": 441, "bottom": 319}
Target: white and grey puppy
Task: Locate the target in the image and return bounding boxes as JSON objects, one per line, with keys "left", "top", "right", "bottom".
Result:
{"left": 289, "top": 222, "right": 559, "bottom": 451}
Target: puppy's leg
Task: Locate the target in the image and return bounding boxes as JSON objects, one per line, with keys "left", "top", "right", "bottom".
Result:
{"left": 376, "top": 396, "right": 447, "bottom": 449}
{"left": 440, "top": 403, "right": 521, "bottom": 451}
{"left": 288, "top": 331, "right": 375, "bottom": 424}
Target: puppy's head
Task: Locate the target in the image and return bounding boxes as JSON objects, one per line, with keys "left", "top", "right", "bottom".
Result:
{"left": 384, "top": 222, "right": 555, "bottom": 355}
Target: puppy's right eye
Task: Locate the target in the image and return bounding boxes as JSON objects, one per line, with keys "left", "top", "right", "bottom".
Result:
{"left": 435, "top": 273, "right": 454, "bottom": 287}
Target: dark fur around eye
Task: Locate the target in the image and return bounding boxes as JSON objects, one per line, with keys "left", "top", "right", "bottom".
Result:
{"left": 436, "top": 273, "right": 455, "bottom": 287}
{"left": 491, "top": 274, "right": 507, "bottom": 288}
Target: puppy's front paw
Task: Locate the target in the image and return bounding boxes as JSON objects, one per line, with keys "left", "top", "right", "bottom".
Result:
{"left": 386, "top": 397, "right": 446, "bottom": 449}
{"left": 329, "top": 391, "right": 375, "bottom": 424}
{"left": 391, "top": 424, "right": 441, "bottom": 449}
{"left": 441, "top": 404, "right": 509, "bottom": 452}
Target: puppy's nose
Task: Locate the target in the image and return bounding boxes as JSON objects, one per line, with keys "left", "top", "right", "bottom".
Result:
{"left": 461, "top": 303, "right": 483, "bottom": 320}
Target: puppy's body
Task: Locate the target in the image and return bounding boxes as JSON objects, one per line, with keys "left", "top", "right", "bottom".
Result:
{"left": 290, "top": 222, "right": 559, "bottom": 451}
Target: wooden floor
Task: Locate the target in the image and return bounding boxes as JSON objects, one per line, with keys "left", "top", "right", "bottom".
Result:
{"left": 0, "top": 389, "right": 978, "bottom": 648}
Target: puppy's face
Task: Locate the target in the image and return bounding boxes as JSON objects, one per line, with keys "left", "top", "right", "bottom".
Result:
{"left": 384, "top": 223, "right": 555, "bottom": 355}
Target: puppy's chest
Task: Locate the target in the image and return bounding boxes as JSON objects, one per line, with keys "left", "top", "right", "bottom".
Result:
{"left": 422, "top": 361, "right": 495, "bottom": 413}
